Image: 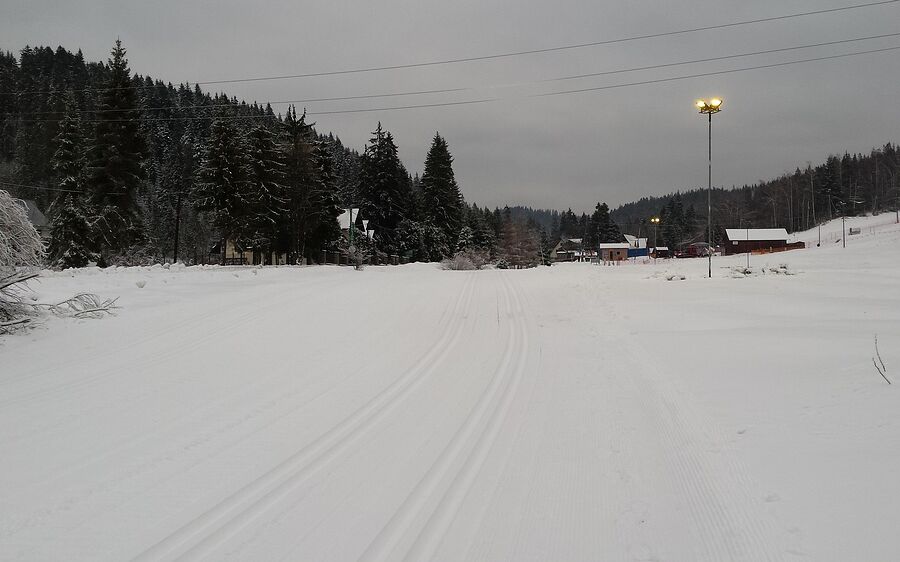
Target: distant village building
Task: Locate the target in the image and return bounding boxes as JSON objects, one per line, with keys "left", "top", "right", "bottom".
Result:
{"left": 597, "top": 243, "right": 629, "bottom": 262}
{"left": 724, "top": 228, "right": 804, "bottom": 255}
{"left": 624, "top": 234, "right": 649, "bottom": 258}
{"left": 552, "top": 238, "right": 583, "bottom": 262}
{"left": 650, "top": 246, "right": 670, "bottom": 258}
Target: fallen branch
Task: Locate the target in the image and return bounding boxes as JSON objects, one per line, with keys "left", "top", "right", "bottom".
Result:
{"left": 0, "top": 317, "right": 31, "bottom": 332}
{"left": 40, "top": 293, "right": 120, "bottom": 319}
{"left": 875, "top": 335, "right": 887, "bottom": 373}
{"left": 873, "top": 335, "right": 891, "bottom": 384}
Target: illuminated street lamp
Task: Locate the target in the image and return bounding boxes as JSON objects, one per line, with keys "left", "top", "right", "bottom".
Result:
{"left": 696, "top": 98, "right": 722, "bottom": 278}
{"left": 650, "top": 216, "right": 660, "bottom": 248}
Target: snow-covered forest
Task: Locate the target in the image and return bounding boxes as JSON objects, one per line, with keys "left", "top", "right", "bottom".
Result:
{"left": 0, "top": 42, "right": 562, "bottom": 268}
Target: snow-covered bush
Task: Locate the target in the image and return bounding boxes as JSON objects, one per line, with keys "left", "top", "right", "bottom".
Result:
{"left": 441, "top": 249, "right": 490, "bottom": 271}
{"left": 2, "top": 190, "right": 117, "bottom": 334}
{"left": 1, "top": 189, "right": 46, "bottom": 331}
{"left": 347, "top": 245, "right": 366, "bottom": 270}
{"left": 0, "top": 190, "right": 44, "bottom": 271}
{"left": 441, "top": 254, "right": 475, "bottom": 270}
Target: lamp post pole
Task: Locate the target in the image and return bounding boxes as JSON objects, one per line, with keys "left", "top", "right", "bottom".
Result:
{"left": 696, "top": 98, "right": 722, "bottom": 279}
{"left": 707, "top": 111, "right": 712, "bottom": 278}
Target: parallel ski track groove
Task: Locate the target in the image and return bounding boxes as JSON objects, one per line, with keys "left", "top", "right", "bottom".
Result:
{"left": 356, "top": 271, "right": 528, "bottom": 562}
{"left": 0, "top": 277, "right": 428, "bottom": 541}
{"left": 404, "top": 272, "right": 531, "bottom": 562}
{"left": 129, "top": 273, "right": 477, "bottom": 561}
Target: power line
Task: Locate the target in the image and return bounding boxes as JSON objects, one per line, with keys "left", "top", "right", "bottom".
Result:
{"left": 532, "top": 44, "right": 900, "bottom": 99}
{"left": 0, "top": 180, "right": 85, "bottom": 193}
{"left": 16, "top": 44, "right": 900, "bottom": 122}
{"left": 2, "top": 0, "right": 896, "bottom": 96}
{"left": 12, "top": 32, "right": 900, "bottom": 119}
{"left": 187, "top": 0, "right": 900, "bottom": 86}
{"left": 12, "top": 33, "right": 900, "bottom": 122}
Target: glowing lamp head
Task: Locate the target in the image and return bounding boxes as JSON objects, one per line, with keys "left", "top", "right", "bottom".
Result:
{"left": 709, "top": 98, "right": 722, "bottom": 107}
{"left": 695, "top": 100, "right": 705, "bottom": 109}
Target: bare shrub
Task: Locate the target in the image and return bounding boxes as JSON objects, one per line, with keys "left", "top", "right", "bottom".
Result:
{"left": 441, "top": 249, "right": 490, "bottom": 271}
{"left": 347, "top": 245, "right": 367, "bottom": 270}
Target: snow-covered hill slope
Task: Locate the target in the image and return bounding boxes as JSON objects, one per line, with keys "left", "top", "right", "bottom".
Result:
{"left": 1, "top": 214, "right": 898, "bottom": 561}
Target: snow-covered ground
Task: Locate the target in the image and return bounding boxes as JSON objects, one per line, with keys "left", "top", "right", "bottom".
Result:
{"left": 2, "top": 214, "right": 899, "bottom": 561}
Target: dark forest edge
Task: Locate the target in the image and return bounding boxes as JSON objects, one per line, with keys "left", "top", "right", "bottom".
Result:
{"left": 1, "top": 42, "right": 897, "bottom": 268}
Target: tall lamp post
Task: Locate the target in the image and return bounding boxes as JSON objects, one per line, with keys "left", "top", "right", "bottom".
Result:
{"left": 696, "top": 98, "right": 722, "bottom": 278}
{"left": 650, "top": 216, "right": 660, "bottom": 248}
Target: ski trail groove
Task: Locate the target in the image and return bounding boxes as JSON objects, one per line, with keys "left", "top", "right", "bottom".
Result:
{"left": 130, "top": 273, "right": 476, "bottom": 562}
{"left": 403, "top": 273, "right": 531, "bottom": 562}
{"left": 357, "top": 271, "right": 528, "bottom": 562}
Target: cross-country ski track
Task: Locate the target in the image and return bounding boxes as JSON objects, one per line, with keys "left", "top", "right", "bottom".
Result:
{"left": 2, "top": 214, "right": 900, "bottom": 561}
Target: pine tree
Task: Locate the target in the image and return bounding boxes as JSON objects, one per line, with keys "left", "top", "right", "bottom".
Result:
{"left": 305, "top": 139, "right": 342, "bottom": 260}
{"left": 245, "top": 122, "right": 287, "bottom": 262}
{"left": 420, "top": 133, "right": 463, "bottom": 256}
{"left": 194, "top": 118, "right": 251, "bottom": 265}
{"left": 357, "top": 123, "right": 411, "bottom": 254}
{"left": 48, "top": 101, "right": 98, "bottom": 268}
{"left": 591, "top": 202, "right": 622, "bottom": 243}
{"left": 281, "top": 106, "right": 318, "bottom": 263}
{"left": 87, "top": 39, "right": 147, "bottom": 260}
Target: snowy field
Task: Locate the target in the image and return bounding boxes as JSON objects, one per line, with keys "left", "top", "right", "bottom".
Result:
{"left": 2, "top": 214, "right": 899, "bottom": 561}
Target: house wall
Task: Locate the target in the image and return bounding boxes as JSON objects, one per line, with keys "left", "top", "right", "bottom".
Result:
{"left": 725, "top": 239, "right": 788, "bottom": 255}
{"left": 601, "top": 249, "right": 628, "bottom": 261}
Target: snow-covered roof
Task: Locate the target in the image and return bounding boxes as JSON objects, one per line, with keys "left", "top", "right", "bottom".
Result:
{"left": 597, "top": 243, "right": 630, "bottom": 249}
{"left": 566, "top": 238, "right": 583, "bottom": 244}
{"left": 337, "top": 208, "right": 360, "bottom": 230}
{"left": 725, "top": 228, "right": 789, "bottom": 241}
{"left": 653, "top": 246, "right": 669, "bottom": 251}
{"left": 624, "top": 234, "right": 648, "bottom": 248}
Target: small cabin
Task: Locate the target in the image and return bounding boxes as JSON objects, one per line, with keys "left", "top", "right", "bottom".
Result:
{"left": 597, "top": 243, "right": 629, "bottom": 262}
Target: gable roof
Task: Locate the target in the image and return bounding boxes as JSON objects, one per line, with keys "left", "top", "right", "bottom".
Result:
{"left": 624, "top": 234, "right": 648, "bottom": 248}
{"left": 725, "top": 228, "right": 789, "bottom": 241}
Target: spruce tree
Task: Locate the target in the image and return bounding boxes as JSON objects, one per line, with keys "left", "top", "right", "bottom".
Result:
{"left": 87, "top": 39, "right": 147, "bottom": 260}
{"left": 194, "top": 118, "right": 251, "bottom": 265}
{"left": 245, "top": 122, "right": 287, "bottom": 262}
{"left": 420, "top": 133, "right": 462, "bottom": 256}
{"left": 48, "top": 101, "right": 98, "bottom": 268}
{"left": 357, "top": 123, "right": 411, "bottom": 254}
{"left": 305, "top": 139, "right": 342, "bottom": 260}
{"left": 281, "top": 107, "right": 340, "bottom": 263}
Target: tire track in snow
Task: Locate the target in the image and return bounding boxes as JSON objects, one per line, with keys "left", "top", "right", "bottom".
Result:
{"left": 129, "top": 273, "right": 477, "bottom": 562}
{"left": 356, "top": 271, "right": 529, "bottom": 562}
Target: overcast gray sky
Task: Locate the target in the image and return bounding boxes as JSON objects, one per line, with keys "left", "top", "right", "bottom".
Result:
{"left": 4, "top": 0, "right": 899, "bottom": 213}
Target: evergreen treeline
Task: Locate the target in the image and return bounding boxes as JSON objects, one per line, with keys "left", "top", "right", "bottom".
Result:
{"left": 0, "top": 42, "right": 560, "bottom": 268}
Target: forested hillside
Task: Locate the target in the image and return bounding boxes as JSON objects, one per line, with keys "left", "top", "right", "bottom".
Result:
{"left": 610, "top": 145, "right": 899, "bottom": 248}
{"left": 3, "top": 43, "right": 896, "bottom": 265}
{"left": 0, "top": 42, "right": 543, "bottom": 266}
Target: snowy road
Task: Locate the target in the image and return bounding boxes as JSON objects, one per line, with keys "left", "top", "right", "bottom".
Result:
{"left": 2, "top": 215, "right": 899, "bottom": 560}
